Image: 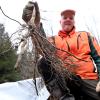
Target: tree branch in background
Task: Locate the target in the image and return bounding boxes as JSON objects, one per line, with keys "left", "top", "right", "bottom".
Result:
{"left": 0, "top": 6, "right": 22, "bottom": 26}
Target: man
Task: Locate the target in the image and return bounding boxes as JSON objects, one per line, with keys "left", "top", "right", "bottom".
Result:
{"left": 37, "top": 9, "right": 100, "bottom": 100}
{"left": 21, "top": 2, "right": 100, "bottom": 99}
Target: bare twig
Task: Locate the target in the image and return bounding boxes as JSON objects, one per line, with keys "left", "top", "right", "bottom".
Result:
{"left": 0, "top": 45, "right": 14, "bottom": 56}
{"left": 0, "top": 6, "right": 22, "bottom": 26}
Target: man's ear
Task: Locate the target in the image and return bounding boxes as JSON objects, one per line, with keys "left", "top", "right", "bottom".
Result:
{"left": 59, "top": 20, "right": 61, "bottom": 24}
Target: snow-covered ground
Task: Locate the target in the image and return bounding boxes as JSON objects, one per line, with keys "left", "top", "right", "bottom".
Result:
{"left": 0, "top": 78, "right": 50, "bottom": 100}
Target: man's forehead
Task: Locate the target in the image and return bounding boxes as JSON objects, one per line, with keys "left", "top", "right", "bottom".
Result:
{"left": 61, "top": 14, "right": 75, "bottom": 19}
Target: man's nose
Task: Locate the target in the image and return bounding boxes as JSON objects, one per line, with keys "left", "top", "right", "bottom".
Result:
{"left": 66, "top": 17, "right": 71, "bottom": 21}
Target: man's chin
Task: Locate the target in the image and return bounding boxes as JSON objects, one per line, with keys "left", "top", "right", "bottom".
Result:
{"left": 64, "top": 27, "right": 73, "bottom": 32}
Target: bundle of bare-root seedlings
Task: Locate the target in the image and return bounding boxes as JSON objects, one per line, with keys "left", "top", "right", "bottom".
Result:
{"left": 21, "top": 1, "right": 83, "bottom": 98}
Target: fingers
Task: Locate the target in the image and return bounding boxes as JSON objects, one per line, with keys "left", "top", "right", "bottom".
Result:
{"left": 96, "top": 81, "right": 100, "bottom": 92}
{"left": 22, "top": 1, "right": 35, "bottom": 23}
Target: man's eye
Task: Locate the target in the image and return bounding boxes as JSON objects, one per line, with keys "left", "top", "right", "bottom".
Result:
{"left": 69, "top": 17, "right": 73, "bottom": 20}
{"left": 63, "top": 17, "right": 73, "bottom": 20}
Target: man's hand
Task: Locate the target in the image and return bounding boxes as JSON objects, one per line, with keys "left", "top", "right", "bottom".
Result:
{"left": 22, "top": 1, "right": 35, "bottom": 23}
{"left": 96, "top": 81, "right": 100, "bottom": 92}
{"left": 22, "top": 1, "right": 40, "bottom": 27}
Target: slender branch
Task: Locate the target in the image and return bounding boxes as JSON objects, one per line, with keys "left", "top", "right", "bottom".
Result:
{"left": 0, "top": 6, "right": 22, "bottom": 26}
{"left": 0, "top": 45, "right": 14, "bottom": 56}
{"left": 9, "top": 28, "right": 25, "bottom": 40}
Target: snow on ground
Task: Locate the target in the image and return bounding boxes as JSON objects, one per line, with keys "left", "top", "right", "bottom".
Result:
{"left": 0, "top": 77, "right": 50, "bottom": 100}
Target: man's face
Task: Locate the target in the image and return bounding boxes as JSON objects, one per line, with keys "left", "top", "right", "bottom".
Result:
{"left": 60, "top": 15, "right": 75, "bottom": 32}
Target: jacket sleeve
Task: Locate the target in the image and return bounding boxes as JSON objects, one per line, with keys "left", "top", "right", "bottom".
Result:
{"left": 88, "top": 33, "right": 100, "bottom": 78}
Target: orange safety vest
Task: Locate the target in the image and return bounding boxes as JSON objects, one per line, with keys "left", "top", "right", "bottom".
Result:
{"left": 53, "top": 29, "right": 99, "bottom": 80}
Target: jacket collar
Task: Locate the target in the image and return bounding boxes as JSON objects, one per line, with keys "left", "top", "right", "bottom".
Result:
{"left": 58, "top": 27, "right": 75, "bottom": 38}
